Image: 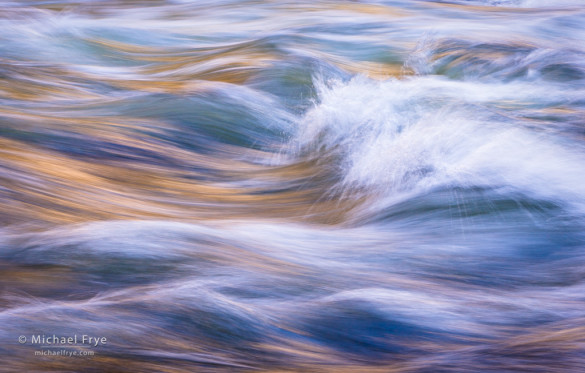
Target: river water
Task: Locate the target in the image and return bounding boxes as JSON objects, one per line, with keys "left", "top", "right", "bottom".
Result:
{"left": 1, "top": 0, "right": 585, "bottom": 372}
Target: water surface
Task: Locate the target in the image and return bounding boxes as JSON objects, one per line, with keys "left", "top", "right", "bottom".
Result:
{"left": 1, "top": 0, "right": 585, "bottom": 371}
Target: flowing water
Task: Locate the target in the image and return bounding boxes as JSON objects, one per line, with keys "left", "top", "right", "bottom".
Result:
{"left": 1, "top": 0, "right": 585, "bottom": 372}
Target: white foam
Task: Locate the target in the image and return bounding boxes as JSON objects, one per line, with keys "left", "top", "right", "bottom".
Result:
{"left": 295, "top": 75, "right": 585, "bottom": 210}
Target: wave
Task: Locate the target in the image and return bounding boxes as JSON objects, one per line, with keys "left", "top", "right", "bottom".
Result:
{"left": 293, "top": 74, "right": 585, "bottom": 221}
{"left": 1, "top": 219, "right": 584, "bottom": 371}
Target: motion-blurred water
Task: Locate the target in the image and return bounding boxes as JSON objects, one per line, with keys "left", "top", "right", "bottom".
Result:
{"left": 1, "top": 0, "right": 585, "bottom": 372}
